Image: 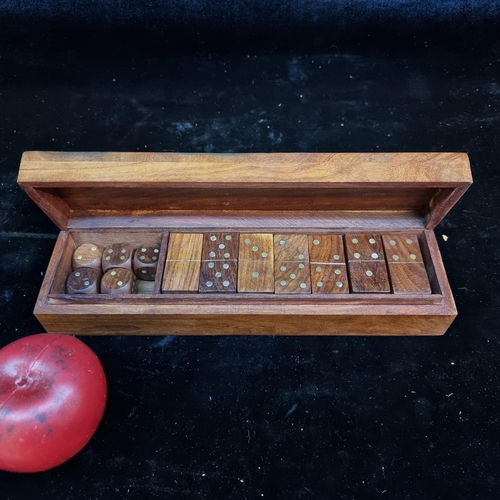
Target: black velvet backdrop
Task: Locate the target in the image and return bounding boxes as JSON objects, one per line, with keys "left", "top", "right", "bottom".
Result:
{"left": 1, "top": 1, "right": 500, "bottom": 499}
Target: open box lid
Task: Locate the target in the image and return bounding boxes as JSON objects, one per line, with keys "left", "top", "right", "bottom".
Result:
{"left": 17, "top": 151, "right": 472, "bottom": 231}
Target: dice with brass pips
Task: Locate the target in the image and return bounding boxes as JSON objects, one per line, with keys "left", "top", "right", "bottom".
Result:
{"left": 66, "top": 267, "right": 101, "bottom": 294}
{"left": 133, "top": 245, "right": 160, "bottom": 281}
{"left": 101, "top": 268, "right": 137, "bottom": 294}
{"left": 72, "top": 243, "right": 103, "bottom": 271}
{"left": 102, "top": 243, "right": 134, "bottom": 272}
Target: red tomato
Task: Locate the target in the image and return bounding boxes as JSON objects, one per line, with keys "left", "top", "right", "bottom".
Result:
{"left": 0, "top": 334, "right": 107, "bottom": 473}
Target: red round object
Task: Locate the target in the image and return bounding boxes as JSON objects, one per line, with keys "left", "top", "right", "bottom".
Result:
{"left": 0, "top": 334, "right": 107, "bottom": 473}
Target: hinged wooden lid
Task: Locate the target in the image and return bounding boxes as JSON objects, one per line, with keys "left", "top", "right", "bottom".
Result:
{"left": 18, "top": 151, "right": 472, "bottom": 230}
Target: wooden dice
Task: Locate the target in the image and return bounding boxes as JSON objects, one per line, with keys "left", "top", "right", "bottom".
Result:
{"left": 133, "top": 245, "right": 160, "bottom": 281}
{"left": 101, "top": 268, "right": 137, "bottom": 294}
{"left": 66, "top": 268, "right": 101, "bottom": 294}
{"left": 72, "top": 243, "right": 103, "bottom": 270}
{"left": 102, "top": 243, "right": 134, "bottom": 272}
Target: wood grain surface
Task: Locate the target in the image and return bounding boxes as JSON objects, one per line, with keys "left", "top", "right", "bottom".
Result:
{"left": 22, "top": 150, "right": 468, "bottom": 335}
{"left": 18, "top": 152, "right": 472, "bottom": 231}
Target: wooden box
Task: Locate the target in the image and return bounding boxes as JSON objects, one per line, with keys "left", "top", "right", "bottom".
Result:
{"left": 18, "top": 151, "right": 472, "bottom": 335}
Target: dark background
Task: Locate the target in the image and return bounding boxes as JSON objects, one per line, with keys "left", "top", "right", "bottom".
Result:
{"left": 1, "top": 1, "right": 500, "bottom": 498}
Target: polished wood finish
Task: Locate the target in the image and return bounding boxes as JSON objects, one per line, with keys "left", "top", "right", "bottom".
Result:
{"left": 274, "top": 234, "right": 311, "bottom": 294}
{"left": 382, "top": 234, "right": 431, "bottom": 294}
{"left": 202, "top": 232, "right": 239, "bottom": 261}
{"left": 72, "top": 243, "right": 103, "bottom": 271}
{"left": 18, "top": 152, "right": 472, "bottom": 231}
{"left": 101, "top": 269, "right": 137, "bottom": 294}
{"left": 17, "top": 152, "right": 473, "bottom": 336}
{"left": 274, "top": 261, "right": 311, "bottom": 294}
{"left": 238, "top": 233, "right": 274, "bottom": 293}
{"left": 345, "top": 234, "right": 385, "bottom": 261}
{"left": 162, "top": 261, "right": 201, "bottom": 293}
{"left": 308, "top": 235, "right": 345, "bottom": 264}
{"left": 199, "top": 260, "right": 237, "bottom": 293}
{"left": 310, "top": 264, "right": 349, "bottom": 294}
{"left": 348, "top": 261, "right": 391, "bottom": 293}
{"left": 66, "top": 268, "right": 101, "bottom": 294}
{"left": 308, "top": 235, "right": 348, "bottom": 294}
{"left": 102, "top": 243, "right": 134, "bottom": 272}
{"left": 382, "top": 234, "right": 424, "bottom": 263}
{"left": 238, "top": 233, "right": 274, "bottom": 261}
{"left": 388, "top": 263, "right": 432, "bottom": 294}
{"left": 237, "top": 261, "right": 275, "bottom": 293}
{"left": 133, "top": 245, "right": 160, "bottom": 281}
{"left": 162, "top": 233, "right": 203, "bottom": 293}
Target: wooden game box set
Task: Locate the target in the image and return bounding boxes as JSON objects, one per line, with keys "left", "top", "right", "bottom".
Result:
{"left": 17, "top": 151, "right": 472, "bottom": 335}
